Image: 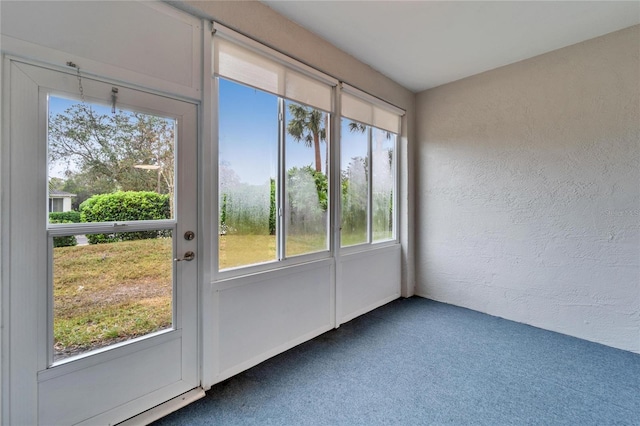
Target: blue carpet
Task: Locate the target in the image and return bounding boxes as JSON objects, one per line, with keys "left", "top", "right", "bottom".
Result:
{"left": 153, "top": 297, "right": 640, "bottom": 425}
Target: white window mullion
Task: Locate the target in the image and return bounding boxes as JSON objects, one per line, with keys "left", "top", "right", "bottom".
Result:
{"left": 392, "top": 135, "right": 399, "bottom": 242}
{"left": 332, "top": 85, "right": 342, "bottom": 250}
{"left": 277, "top": 97, "right": 286, "bottom": 261}
{"left": 367, "top": 127, "right": 373, "bottom": 244}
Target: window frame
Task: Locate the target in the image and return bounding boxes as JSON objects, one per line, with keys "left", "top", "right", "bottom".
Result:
{"left": 339, "top": 85, "right": 402, "bottom": 252}
{"left": 338, "top": 121, "right": 399, "bottom": 252}
{"left": 371, "top": 127, "right": 398, "bottom": 244}
{"left": 49, "top": 197, "right": 64, "bottom": 212}
{"left": 213, "top": 25, "right": 337, "bottom": 279}
{"left": 281, "top": 98, "right": 332, "bottom": 261}
{"left": 211, "top": 25, "right": 403, "bottom": 279}
{"left": 216, "top": 82, "right": 333, "bottom": 276}
{"left": 339, "top": 118, "right": 371, "bottom": 247}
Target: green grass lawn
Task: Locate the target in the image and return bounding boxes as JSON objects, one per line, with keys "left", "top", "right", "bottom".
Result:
{"left": 219, "top": 234, "right": 276, "bottom": 269}
{"left": 53, "top": 238, "right": 173, "bottom": 360}
{"left": 219, "top": 233, "right": 329, "bottom": 269}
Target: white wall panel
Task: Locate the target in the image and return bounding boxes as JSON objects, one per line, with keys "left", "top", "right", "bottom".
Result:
{"left": 215, "top": 261, "right": 334, "bottom": 379}
{"left": 0, "top": 1, "right": 202, "bottom": 99}
{"left": 339, "top": 245, "right": 401, "bottom": 324}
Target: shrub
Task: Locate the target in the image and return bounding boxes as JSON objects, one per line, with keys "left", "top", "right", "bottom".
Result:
{"left": 80, "top": 191, "right": 170, "bottom": 244}
{"left": 50, "top": 219, "right": 78, "bottom": 247}
{"left": 49, "top": 211, "right": 81, "bottom": 223}
{"left": 269, "top": 179, "right": 276, "bottom": 235}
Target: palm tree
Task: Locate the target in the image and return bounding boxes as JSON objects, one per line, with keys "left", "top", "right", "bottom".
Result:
{"left": 348, "top": 121, "right": 393, "bottom": 158}
{"left": 348, "top": 121, "right": 367, "bottom": 134}
{"left": 287, "top": 104, "right": 326, "bottom": 173}
{"left": 348, "top": 121, "right": 394, "bottom": 140}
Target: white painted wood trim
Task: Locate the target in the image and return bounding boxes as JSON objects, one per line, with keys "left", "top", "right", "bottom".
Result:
{"left": 200, "top": 19, "right": 217, "bottom": 392}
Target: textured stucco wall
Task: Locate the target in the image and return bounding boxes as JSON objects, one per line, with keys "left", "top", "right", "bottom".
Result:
{"left": 416, "top": 25, "right": 640, "bottom": 353}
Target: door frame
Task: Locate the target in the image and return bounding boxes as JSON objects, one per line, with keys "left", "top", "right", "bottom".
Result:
{"left": 1, "top": 56, "right": 202, "bottom": 425}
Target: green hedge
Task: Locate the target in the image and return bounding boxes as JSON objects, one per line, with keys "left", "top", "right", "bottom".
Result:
{"left": 49, "top": 211, "right": 81, "bottom": 223}
{"left": 80, "top": 191, "right": 170, "bottom": 244}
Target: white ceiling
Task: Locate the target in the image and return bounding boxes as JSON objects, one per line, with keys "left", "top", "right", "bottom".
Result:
{"left": 262, "top": 1, "right": 640, "bottom": 93}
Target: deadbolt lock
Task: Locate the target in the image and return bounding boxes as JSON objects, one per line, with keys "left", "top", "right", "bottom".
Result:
{"left": 184, "top": 231, "right": 195, "bottom": 241}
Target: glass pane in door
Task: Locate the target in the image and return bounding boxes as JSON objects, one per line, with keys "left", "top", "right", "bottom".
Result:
{"left": 52, "top": 230, "right": 173, "bottom": 362}
{"left": 47, "top": 95, "right": 178, "bottom": 362}
{"left": 47, "top": 95, "right": 176, "bottom": 221}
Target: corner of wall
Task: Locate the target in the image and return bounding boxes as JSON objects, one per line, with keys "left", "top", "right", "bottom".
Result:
{"left": 414, "top": 25, "right": 640, "bottom": 353}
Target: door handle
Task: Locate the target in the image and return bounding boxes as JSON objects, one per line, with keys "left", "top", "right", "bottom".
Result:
{"left": 175, "top": 251, "right": 195, "bottom": 262}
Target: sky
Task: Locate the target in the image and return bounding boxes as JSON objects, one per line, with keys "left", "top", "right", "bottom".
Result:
{"left": 219, "top": 78, "right": 365, "bottom": 186}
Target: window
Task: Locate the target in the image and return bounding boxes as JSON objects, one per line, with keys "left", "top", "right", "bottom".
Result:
{"left": 214, "top": 25, "right": 336, "bottom": 272}
{"left": 49, "top": 198, "right": 64, "bottom": 212}
{"left": 371, "top": 128, "right": 396, "bottom": 242}
{"left": 218, "top": 79, "right": 278, "bottom": 269}
{"left": 284, "top": 100, "right": 329, "bottom": 257}
{"left": 340, "top": 119, "right": 369, "bottom": 246}
{"left": 340, "top": 85, "right": 402, "bottom": 247}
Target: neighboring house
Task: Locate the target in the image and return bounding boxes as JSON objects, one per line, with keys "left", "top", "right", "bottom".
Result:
{"left": 48, "top": 189, "right": 76, "bottom": 212}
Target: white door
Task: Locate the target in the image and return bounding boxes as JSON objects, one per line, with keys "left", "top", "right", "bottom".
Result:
{"left": 4, "top": 60, "right": 199, "bottom": 425}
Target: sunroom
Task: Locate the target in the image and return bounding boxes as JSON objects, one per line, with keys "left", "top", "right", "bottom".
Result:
{"left": 1, "top": 1, "right": 638, "bottom": 424}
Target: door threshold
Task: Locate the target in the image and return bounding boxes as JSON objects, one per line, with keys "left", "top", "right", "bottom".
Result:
{"left": 117, "top": 387, "right": 206, "bottom": 426}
